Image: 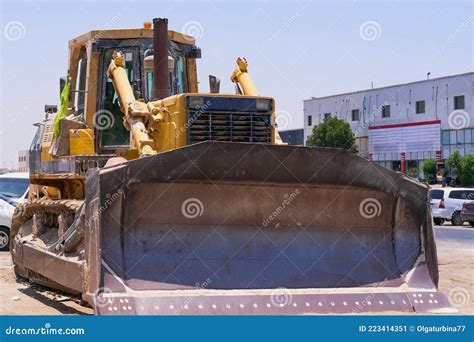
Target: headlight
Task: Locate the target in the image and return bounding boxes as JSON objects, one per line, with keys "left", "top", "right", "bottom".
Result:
{"left": 256, "top": 98, "right": 272, "bottom": 111}
{"left": 188, "top": 96, "right": 204, "bottom": 109}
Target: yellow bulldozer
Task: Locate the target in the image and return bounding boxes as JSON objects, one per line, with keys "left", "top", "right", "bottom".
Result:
{"left": 11, "top": 18, "right": 451, "bottom": 315}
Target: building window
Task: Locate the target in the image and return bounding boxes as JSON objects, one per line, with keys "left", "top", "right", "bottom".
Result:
{"left": 454, "top": 95, "right": 465, "bottom": 110}
{"left": 351, "top": 109, "right": 360, "bottom": 121}
{"left": 416, "top": 100, "right": 425, "bottom": 114}
{"left": 381, "top": 105, "right": 390, "bottom": 118}
{"left": 324, "top": 113, "right": 331, "bottom": 120}
{"left": 307, "top": 115, "right": 312, "bottom": 126}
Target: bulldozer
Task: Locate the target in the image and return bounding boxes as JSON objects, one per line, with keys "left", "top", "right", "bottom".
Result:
{"left": 11, "top": 18, "right": 452, "bottom": 315}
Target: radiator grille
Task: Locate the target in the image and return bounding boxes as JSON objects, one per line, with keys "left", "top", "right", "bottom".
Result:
{"left": 188, "top": 111, "right": 272, "bottom": 144}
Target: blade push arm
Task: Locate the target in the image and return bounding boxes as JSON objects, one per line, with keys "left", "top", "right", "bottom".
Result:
{"left": 107, "top": 51, "right": 157, "bottom": 156}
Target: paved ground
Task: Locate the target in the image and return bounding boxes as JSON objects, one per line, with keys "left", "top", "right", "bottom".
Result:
{"left": 434, "top": 225, "right": 474, "bottom": 314}
{"left": 0, "top": 225, "right": 472, "bottom": 315}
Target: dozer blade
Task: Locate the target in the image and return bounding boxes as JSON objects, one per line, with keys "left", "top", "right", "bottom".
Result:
{"left": 85, "top": 141, "right": 452, "bottom": 315}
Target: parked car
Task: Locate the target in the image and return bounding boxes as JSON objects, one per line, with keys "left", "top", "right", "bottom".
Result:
{"left": 0, "top": 172, "right": 29, "bottom": 251}
{"left": 460, "top": 201, "right": 474, "bottom": 227}
{"left": 430, "top": 187, "right": 474, "bottom": 226}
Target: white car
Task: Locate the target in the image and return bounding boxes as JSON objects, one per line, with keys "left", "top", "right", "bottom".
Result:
{"left": 0, "top": 172, "right": 29, "bottom": 251}
{"left": 430, "top": 187, "right": 474, "bottom": 226}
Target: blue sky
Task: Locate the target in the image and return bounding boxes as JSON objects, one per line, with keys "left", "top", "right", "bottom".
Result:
{"left": 0, "top": 0, "right": 472, "bottom": 168}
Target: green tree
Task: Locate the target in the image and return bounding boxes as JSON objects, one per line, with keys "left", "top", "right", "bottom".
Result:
{"left": 423, "top": 158, "right": 437, "bottom": 181}
{"left": 458, "top": 154, "right": 474, "bottom": 186}
{"left": 447, "top": 150, "right": 461, "bottom": 172}
{"left": 306, "top": 117, "right": 358, "bottom": 153}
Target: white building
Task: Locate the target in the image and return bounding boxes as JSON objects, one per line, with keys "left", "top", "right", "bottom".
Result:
{"left": 304, "top": 72, "right": 473, "bottom": 175}
{"left": 18, "top": 150, "right": 29, "bottom": 172}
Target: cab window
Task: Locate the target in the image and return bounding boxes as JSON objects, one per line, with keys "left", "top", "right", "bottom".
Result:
{"left": 98, "top": 49, "right": 136, "bottom": 148}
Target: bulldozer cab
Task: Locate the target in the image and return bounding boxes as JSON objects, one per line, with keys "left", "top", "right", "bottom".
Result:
{"left": 66, "top": 27, "right": 200, "bottom": 153}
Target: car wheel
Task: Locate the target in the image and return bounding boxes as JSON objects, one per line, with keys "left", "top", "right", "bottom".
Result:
{"left": 469, "top": 221, "right": 474, "bottom": 227}
{"left": 433, "top": 218, "right": 445, "bottom": 225}
{"left": 0, "top": 226, "right": 10, "bottom": 251}
{"left": 451, "top": 212, "right": 464, "bottom": 226}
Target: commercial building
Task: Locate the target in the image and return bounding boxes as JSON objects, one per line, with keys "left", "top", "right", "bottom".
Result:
{"left": 18, "top": 150, "right": 29, "bottom": 172}
{"left": 279, "top": 128, "right": 304, "bottom": 145}
{"left": 303, "top": 72, "right": 473, "bottom": 176}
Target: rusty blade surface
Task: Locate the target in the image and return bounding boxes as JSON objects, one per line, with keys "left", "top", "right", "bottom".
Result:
{"left": 84, "top": 142, "right": 446, "bottom": 314}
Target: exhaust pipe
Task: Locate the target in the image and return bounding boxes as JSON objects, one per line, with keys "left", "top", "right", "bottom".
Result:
{"left": 151, "top": 17, "right": 169, "bottom": 100}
